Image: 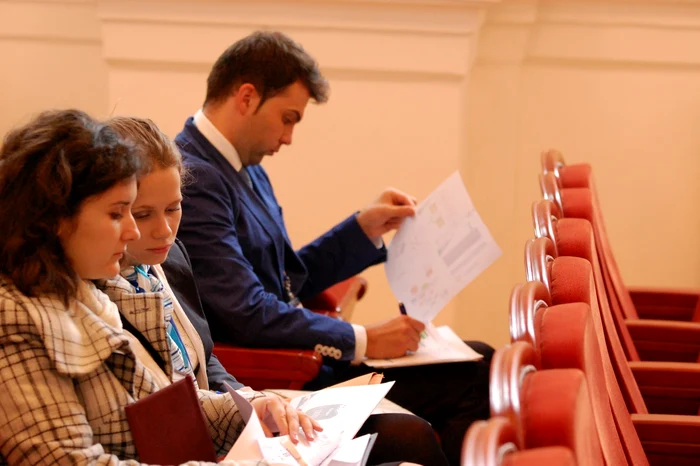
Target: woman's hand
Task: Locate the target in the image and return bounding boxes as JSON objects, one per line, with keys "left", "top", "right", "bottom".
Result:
{"left": 251, "top": 397, "right": 323, "bottom": 443}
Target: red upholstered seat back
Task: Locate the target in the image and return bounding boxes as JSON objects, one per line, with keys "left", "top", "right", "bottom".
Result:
{"left": 523, "top": 238, "right": 648, "bottom": 465}
{"left": 509, "top": 280, "right": 629, "bottom": 466}
{"left": 549, "top": 256, "right": 649, "bottom": 464}
{"left": 462, "top": 416, "right": 518, "bottom": 466}
{"left": 555, "top": 218, "right": 650, "bottom": 412}
{"left": 462, "top": 416, "right": 577, "bottom": 466}
{"left": 541, "top": 167, "right": 646, "bottom": 328}
{"left": 537, "top": 302, "right": 629, "bottom": 466}
{"left": 532, "top": 197, "right": 641, "bottom": 363}
{"left": 541, "top": 171, "right": 643, "bottom": 329}
{"left": 490, "top": 342, "right": 604, "bottom": 466}
{"left": 502, "top": 447, "right": 576, "bottom": 466}
{"left": 554, "top": 163, "right": 700, "bottom": 324}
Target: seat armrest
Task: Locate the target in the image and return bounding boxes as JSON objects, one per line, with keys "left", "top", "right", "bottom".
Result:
{"left": 302, "top": 276, "right": 368, "bottom": 322}
{"left": 628, "top": 287, "right": 700, "bottom": 321}
{"left": 626, "top": 319, "right": 700, "bottom": 363}
{"left": 213, "top": 344, "right": 322, "bottom": 390}
{"left": 632, "top": 413, "right": 700, "bottom": 461}
{"left": 629, "top": 361, "right": 700, "bottom": 415}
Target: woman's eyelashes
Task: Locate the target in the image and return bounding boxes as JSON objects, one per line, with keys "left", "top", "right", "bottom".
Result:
{"left": 132, "top": 204, "right": 181, "bottom": 221}
{"left": 132, "top": 209, "right": 151, "bottom": 221}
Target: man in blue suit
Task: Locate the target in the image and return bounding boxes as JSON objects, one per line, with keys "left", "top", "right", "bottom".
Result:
{"left": 175, "top": 31, "right": 492, "bottom": 465}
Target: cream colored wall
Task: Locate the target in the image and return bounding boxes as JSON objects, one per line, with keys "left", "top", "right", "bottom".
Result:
{"left": 0, "top": 0, "right": 107, "bottom": 135}
{"left": 2, "top": 0, "right": 700, "bottom": 349}
{"left": 97, "top": 0, "right": 485, "bottom": 331}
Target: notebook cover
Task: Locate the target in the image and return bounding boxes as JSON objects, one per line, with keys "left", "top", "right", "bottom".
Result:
{"left": 125, "top": 376, "right": 217, "bottom": 464}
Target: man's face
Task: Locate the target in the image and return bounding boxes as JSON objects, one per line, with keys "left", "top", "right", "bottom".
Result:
{"left": 238, "top": 80, "right": 310, "bottom": 166}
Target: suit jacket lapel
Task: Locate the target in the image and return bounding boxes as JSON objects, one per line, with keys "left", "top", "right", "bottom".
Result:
{"left": 182, "top": 121, "right": 288, "bottom": 278}
{"left": 247, "top": 166, "right": 309, "bottom": 296}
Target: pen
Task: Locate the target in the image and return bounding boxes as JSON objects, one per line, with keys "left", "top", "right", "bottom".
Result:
{"left": 282, "top": 438, "right": 308, "bottom": 466}
{"left": 398, "top": 302, "right": 427, "bottom": 340}
{"left": 398, "top": 302, "right": 407, "bottom": 315}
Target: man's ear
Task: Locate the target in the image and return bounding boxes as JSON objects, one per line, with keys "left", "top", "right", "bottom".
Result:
{"left": 234, "top": 83, "right": 261, "bottom": 115}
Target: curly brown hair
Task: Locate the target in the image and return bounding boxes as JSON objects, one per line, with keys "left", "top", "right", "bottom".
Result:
{"left": 0, "top": 109, "right": 142, "bottom": 304}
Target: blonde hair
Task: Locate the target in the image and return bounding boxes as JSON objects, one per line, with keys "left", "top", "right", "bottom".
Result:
{"left": 107, "top": 116, "right": 187, "bottom": 180}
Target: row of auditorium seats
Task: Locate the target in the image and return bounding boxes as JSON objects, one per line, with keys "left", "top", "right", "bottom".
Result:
{"left": 461, "top": 151, "right": 700, "bottom": 466}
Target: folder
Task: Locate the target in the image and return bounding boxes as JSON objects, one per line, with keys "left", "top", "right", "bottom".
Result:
{"left": 125, "top": 376, "right": 217, "bottom": 464}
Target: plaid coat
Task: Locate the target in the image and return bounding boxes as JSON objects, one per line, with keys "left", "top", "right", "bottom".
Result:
{"left": 0, "top": 276, "right": 250, "bottom": 465}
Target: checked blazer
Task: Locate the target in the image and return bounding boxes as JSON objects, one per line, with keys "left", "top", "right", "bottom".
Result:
{"left": 0, "top": 276, "right": 250, "bottom": 465}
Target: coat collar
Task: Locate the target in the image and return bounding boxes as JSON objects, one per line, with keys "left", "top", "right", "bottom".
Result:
{"left": 95, "top": 275, "right": 173, "bottom": 378}
{"left": 0, "top": 278, "right": 133, "bottom": 377}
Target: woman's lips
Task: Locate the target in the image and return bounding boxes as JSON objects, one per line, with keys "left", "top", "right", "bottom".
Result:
{"left": 147, "top": 244, "right": 172, "bottom": 254}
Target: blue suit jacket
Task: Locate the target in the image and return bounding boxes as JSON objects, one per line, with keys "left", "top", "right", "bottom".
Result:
{"left": 161, "top": 238, "right": 243, "bottom": 392}
{"left": 174, "top": 118, "right": 386, "bottom": 362}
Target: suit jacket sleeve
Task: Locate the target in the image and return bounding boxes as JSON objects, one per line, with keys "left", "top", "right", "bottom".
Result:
{"left": 295, "top": 214, "right": 386, "bottom": 300}
{"left": 204, "top": 353, "right": 244, "bottom": 392}
{"left": 178, "top": 161, "right": 357, "bottom": 361}
{"left": 252, "top": 169, "right": 386, "bottom": 301}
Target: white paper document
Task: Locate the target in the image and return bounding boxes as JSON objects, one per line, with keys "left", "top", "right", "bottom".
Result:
{"left": 263, "top": 390, "right": 415, "bottom": 417}
{"left": 255, "top": 433, "right": 376, "bottom": 466}
{"left": 288, "top": 383, "right": 393, "bottom": 444}
{"left": 224, "top": 386, "right": 266, "bottom": 462}
{"left": 385, "top": 171, "right": 501, "bottom": 323}
{"left": 364, "top": 324, "right": 483, "bottom": 368}
{"left": 258, "top": 430, "right": 343, "bottom": 466}
{"left": 224, "top": 382, "right": 394, "bottom": 466}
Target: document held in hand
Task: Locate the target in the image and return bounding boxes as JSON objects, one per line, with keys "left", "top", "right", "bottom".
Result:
{"left": 364, "top": 323, "right": 483, "bottom": 368}
{"left": 385, "top": 171, "right": 501, "bottom": 324}
{"left": 224, "top": 379, "right": 394, "bottom": 466}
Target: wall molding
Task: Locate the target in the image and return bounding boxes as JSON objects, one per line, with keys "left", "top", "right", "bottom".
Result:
{"left": 0, "top": 0, "right": 101, "bottom": 43}
{"left": 477, "top": 0, "right": 700, "bottom": 67}
{"left": 97, "top": 0, "right": 500, "bottom": 77}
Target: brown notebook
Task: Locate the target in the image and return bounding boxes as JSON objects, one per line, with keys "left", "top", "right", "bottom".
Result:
{"left": 125, "top": 376, "right": 218, "bottom": 464}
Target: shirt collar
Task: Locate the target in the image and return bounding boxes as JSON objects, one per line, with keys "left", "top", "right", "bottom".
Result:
{"left": 193, "top": 109, "right": 243, "bottom": 171}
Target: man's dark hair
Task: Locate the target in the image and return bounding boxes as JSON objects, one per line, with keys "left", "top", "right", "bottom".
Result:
{"left": 204, "top": 31, "right": 329, "bottom": 108}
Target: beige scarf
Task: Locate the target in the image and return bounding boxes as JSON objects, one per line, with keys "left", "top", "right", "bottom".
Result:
{"left": 76, "top": 280, "right": 122, "bottom": 330}
{"left": 80, "top": 280, "right": 173, "bottom": 389}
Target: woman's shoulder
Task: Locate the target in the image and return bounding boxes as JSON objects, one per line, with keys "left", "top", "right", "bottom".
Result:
{"left": 1, "top": 277, "right": 134, "bottom": 375}
{"left": 0, "top": 275, "right": 39, "bottom": 315}
{"left": 0, "top": 275, "right": 59, "bottom": 340}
